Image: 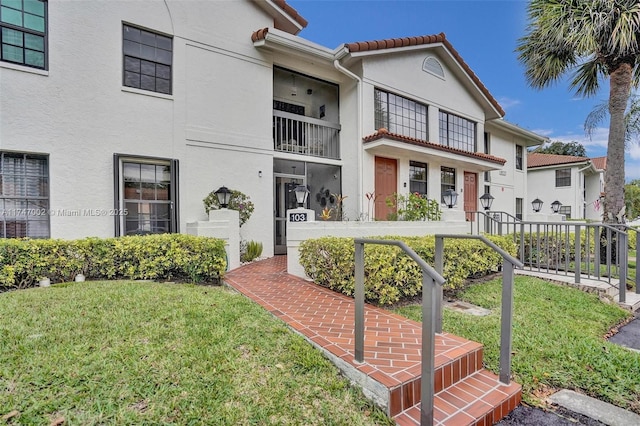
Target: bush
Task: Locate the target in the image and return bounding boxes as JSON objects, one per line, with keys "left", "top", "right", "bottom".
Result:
{"left": 298, "top": 235, "right": 516, "bottom": 305}
{"left": 385, "top": 192, "right": 441, "bottom": 221}
{"left": 0, "top": 234, "right": 227, "bottom": 289}
{"left": 203, "top": 189, "right": 255, "bottom": 227}
{"left": 241, "top": 240, "right": 263, "bottom": 263}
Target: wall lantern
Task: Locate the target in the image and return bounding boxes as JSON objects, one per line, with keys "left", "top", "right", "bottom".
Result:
{"left": 442, "top": 189, "right": 458, "bottom": 209}
{"left": 479, "top": 193, "right": 494, "bottom": 211}
{"left": 214, "top": 186, "right": 232, "bottom": 208}
{"left": 294, "top": 185, "right": 309, "bottom": 208}
{"left": 551, "top": 200, "right": 562, "bottom": 214}
{"left": 531, "top": 198, "right": 543, "bottom": 213}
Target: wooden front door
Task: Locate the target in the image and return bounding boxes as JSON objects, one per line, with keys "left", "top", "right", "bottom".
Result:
{"left": 464, "top": 172, "right": 477, "bottom": 221}
{"left": 374, "top": 157, "right": 397, "bottom": 220}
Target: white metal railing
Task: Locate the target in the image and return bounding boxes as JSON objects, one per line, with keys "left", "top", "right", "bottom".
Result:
{"left": 273, "top": 110, "right": 340, "bottom": 159}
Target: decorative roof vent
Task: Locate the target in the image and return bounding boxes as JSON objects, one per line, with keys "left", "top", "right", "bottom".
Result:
{"left": 423, "top": 56, "right": 444, "bottom": 79}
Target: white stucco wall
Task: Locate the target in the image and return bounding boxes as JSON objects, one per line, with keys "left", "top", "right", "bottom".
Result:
{"left": 527, "top": 166, "right": 586, "bottom": 219}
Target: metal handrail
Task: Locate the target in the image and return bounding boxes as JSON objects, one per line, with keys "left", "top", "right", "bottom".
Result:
{"left": 435, "top": 234, "right": 523, "bottom": 385}
{"left": 354, "top": 238, "right": 444, "bottom": 426}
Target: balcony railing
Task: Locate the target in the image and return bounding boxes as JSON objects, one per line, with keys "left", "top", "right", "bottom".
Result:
{"left": 273, "top": 110, "right": 340, "bottom": 160}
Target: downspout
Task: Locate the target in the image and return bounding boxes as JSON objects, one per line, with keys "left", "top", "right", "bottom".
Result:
{"left": 333, "top": 59, "right": 364, "bottom": 216}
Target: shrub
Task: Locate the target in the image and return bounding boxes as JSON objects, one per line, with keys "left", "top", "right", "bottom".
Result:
{"left": 203, "top": 189, "right": 255, "bottom": 227}
{"left": 241, "top": 240, "right": 263, "bottom": 263}
{"left": 0, "top": 234, "right": 226, "bottom": 289}
{"left": 385, "top": 192, "right": 441, "bottom": 221}
{"left": 299, "top": 235, "right": 516, "bottom": 305}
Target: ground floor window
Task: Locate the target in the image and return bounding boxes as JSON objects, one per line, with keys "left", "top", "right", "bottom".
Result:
{"left": 440, "top": 166, "right": 456, "bottom": 204}
{"left": 409, "top": 161, "right": 427, "bottom": 195}
{"left": 515, "top": 197, "right": 523, "bottom": 220}
{"left": 113, "top": 154, "right": 179, "bottom": 236}
{"left": 0, "top": 151, "right": 49, "bottom": 238}
{"left": 559, "top": 205, "right": 571, "bottom": 219}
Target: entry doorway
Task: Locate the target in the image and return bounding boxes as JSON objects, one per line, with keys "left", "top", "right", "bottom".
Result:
{"left": 274, "top": 174, "right": 305, "bottom": 254}
{"left": 374, "top": 156, "right": 397, "bottom": 220}
{"left": 464, "top": 172, "right": 477, "bottom": 221}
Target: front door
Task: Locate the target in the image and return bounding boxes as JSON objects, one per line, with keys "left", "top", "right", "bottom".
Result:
{"left": 274, "top": 174, "right": 305, "bottom": 255}
{"left": 464, "top": 172, "right": 477, "bottom": 221}
{"left": 374, "top": 157, "right": 397, "bottom": 220}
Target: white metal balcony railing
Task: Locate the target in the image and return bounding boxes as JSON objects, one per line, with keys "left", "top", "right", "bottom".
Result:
{"left": 273, "top": 110, "right": 340, "bottom": 160}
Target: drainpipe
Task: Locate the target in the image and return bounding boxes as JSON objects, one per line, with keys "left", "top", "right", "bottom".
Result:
{"left": 333, "top": 59, "right": 364, "bottom": 216}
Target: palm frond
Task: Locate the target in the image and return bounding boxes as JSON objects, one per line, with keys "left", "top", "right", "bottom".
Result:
{"left": 584, "top": 100, "right": 609, "bottom": 138}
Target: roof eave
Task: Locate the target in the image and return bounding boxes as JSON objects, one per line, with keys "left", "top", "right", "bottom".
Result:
{"left": 253, "top": 0, "right": 307, "bottom": 35}
{"left": 253, "top": 27, "right": 338, "bottom": 62}
{"left": 486, "top": 119, "right": 549, "bottom": 147}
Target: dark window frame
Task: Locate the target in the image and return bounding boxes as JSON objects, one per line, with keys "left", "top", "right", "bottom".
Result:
{"left": 516, "top": 145, "right": 523, "bottom": 170}
{"left": 113, "top": 154, "right": 179, "bottom": 237}
{"left": 409, "top": 160, "right": 428, "bottom": 196}
{"left": 515, "top": 197, "right": 523, "bottom": 220}
{"left": 438, "top": 110, "right": 476, "bottom": 152}
{"left": 559, "top": 205, "right": 571, "bottom": 219}
{"left": 440, "top": 166, "right": 456, "bottom": 204}
{"left": 0, "top": 0, "right": 47, "bottom": 69}
{"left": 0, "top": 151, "right": 50, "bottom": 238}
{"left": 555, "top": 168, "right": 571, "bottom": 187}
{"left": 374, "top": 88, "right": 428, "bottom": 140}
{"left": 122, "top": 23, "right": 172, "bottom": 95}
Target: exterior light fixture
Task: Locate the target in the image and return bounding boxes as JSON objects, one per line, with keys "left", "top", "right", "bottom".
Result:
{"left": 442, "top": 189, "right": 458, "bottom": 209}
{"left": 293, "top": 185, "right": 309, "bottom": 208}
{"left": 214, "top": 186, "right": 232, "bottom": 208}
{"left": 531, "top": 198, "right": 543, "bottom": 213}
{"left": 479, "top": 193, "right": 494, "bottom": 211}
{"left": 551, "top": 200, "right": 562, "bottom": 214}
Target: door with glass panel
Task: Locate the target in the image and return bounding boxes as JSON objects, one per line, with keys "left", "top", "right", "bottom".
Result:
{"left": 274, "top": 174, "right": 304, "bottom": 255}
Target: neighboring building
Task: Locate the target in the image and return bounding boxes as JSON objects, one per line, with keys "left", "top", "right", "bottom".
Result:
{"left": 1, "top": 0, "right": 546, "bottom": 254}
{"left": 527, "top": 153, "right": 606, "bottom": 220}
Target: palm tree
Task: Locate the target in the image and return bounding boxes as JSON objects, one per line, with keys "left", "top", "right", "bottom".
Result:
{"left": 517, "top": 0, "right": 640, "bottom": 224}
{"left": 585, "top": 93, "right": 640, "bottom": 146}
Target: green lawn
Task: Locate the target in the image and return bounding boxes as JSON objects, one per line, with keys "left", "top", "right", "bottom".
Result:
{"left": 395, "top": 276, "right": 640, "bottom": 413}
{"left": 0, "top": 281, "right": 392, "bottom": 425}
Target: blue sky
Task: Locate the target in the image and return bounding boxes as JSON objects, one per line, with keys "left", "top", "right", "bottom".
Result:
{"left": 287, "top": 0, "right": 640, "bottom": 181}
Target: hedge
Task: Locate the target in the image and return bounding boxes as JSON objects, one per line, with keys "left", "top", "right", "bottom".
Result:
{"left": 298, "top": 235, "right": 517, "bottom": 305}
{"left": 0, "top": 234, "right": 227, "bottom": 289}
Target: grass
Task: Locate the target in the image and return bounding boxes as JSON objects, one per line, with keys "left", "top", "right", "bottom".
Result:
{"left": 0, "top": 281, "right": 392, "bottom": 425}
{"left": 395, "top": 276, "right": 640, "bottom": 412}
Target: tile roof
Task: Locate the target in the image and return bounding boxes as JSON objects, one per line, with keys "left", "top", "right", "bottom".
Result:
{"left": 363, "top": 128, "right": 506, "bottom": 165}
{"left": 252, "top": 27, "right": 269, "bottom": 42}
{"left": 272, "top": 0, "right": 308, "bottom": 28}
{"left": 345, "top": 33, "right": 504, "bottom": 117}
{"left": 527, "top": 152, "right": 589, "bottom": 169}
{"left": 591, "top": 156, "right": 607, "bottom": 170}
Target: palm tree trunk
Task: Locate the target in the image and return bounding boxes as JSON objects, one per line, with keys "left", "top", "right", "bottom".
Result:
{"left": 601, "top": 62, "right": 633, "bottom": 264}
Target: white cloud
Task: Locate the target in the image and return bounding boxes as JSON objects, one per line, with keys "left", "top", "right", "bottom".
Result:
{"left": 497, "top": 97, "right": 521, "bottom": 110}
{"left": 628, "top": 144, "right": 640, "bottom": 160}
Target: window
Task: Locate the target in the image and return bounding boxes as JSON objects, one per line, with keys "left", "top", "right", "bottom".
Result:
{"left": 484, "top": 132, "right": 491, "bottom": 182}
{"left": 0, "top": 0, "right": 46, "bottom": 69}
{"left": 422, "top": 56, "right": 444, "bottom": 78}
{"left": 439, "top": 111, "right": 476, "bottom": 152}
{"left": 123, "top": 24, "right": 172, "bottom": 94}
{"left": 374, "top": 89, "right": 428, "bottom": 140}
{"left": 0, "top": 152, "right": 49, "bottom": 238}
{"left": 114, "top": 155, "right": 178, "bottom": 236}
{"left": 515, "top": 145, "right": 523, "bottom": 170}
{"left": 559, "top": 205, "right": 571, "bottom": 219}
{"left": 440, "top": 166, "right": 455, "bottom": 204}
{"left": 555, "top": 168, "right": 571, "bottom": 187}
{"left": 409, "top": 161, "right": 427, "bottom": 195}
{"left": 515, "top": 198, "right": 523, "bottom": 220}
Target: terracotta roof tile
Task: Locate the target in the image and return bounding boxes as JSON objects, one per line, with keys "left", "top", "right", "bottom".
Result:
{"left": 252, "top": 27, "right": 269, "bottom": 42}
{"left": 272, "top": 0, "right": 308, "bottom": 28}
{"left": 591, "top": 156, "right": 607, "bottom": 170}
{"left": 363, "top": 128, "right": 506, "bottom": 165}
{"left": 345, "top": 33, "right": 504, "bottom": 117}
{"left": 527, "top": 152, "right": 589, "bottom": 169}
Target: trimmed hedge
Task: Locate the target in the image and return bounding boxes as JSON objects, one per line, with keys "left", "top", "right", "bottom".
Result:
{"left": 0, "top": 234, "right": 227, "bottom": 289}
{"left": 298, "top": 235, "right": 517, "bottom": 305}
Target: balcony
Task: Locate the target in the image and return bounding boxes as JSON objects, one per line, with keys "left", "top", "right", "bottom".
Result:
{"left": 273, "top": 110, "right": 340, "bottom": 160}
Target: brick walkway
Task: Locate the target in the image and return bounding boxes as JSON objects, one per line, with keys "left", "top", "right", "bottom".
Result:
{"left": 224, "top": 256, "right": 521, "bottom": 425}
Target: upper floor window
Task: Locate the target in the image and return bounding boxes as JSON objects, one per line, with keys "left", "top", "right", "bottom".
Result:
{"left": 374, "top": 89, "right": 427, "bottom": 140}
{"left": 556, "top": 168, "right": 571, "bottom": 187}
{"left": 409, "top": 161, "right": 427, "bottom": 195}
{"left": 439, "top": 111, "right": 476, "bottom": 152}
{"left": 0, "top": 0, "right": 46, "bottom": 69}
{"left": 515, "top": 145, "right": 523, "bottom": 170}
{"left": 123, "top": 24, "right": 172, "bottom": 95}
{"left": 0, "top": 151, "right": 49, "bottom": 238}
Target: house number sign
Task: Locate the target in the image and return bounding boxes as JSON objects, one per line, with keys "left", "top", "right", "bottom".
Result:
{"left": 289, "top": 212, "right": 308, "bottom": 222}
